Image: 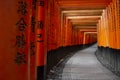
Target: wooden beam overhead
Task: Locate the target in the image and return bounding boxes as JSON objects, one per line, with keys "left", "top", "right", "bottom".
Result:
{"left": 70, "top": 18, "right": 100, "bottom": 22}
{"left": 73, "top": 25, "right": 97, "bottom": 29}
{"left": 60, "top": 5, "right": 108, "bottom": 10}
{"left": 62, "top": 10, "right": 103, "bottom": 16}
{"left": 67, "top": 16, "right": 100, "bottom": 19}
{"left": 57, "top": 0, "right": 112, "bottom": 9}
{"left": 62, "top": 10, "right": 103, "bottom": 13}
{"left": 64, "top": 12, "right": 102, "bottom": 16}
{"left": 57, "top": 0, "right": 111, "bottom": 3}
{"left": 72, "top": 22, "right": 98, "bottom": 26}
{"left": 84, "top": 32, "right": 97, "bottom": 34}
{"left": 79, "top": 29, "right": 97, "bottom": 32}
{"left": 57, "top": 0, "right": 111, "bottom": 4}
{"left": 61, "top": 7, "right": 106, "bottom": 10}
{"left": 74, "top": 28, "right": 97, "bottom": 32}
{"left": 70, "top": 17, "right": 100, "bottom": 25}
{"left": 58, "top": 0, "right": 111, "bottom": 30}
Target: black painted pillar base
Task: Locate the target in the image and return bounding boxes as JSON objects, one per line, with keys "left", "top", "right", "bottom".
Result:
{"left": 95, "top": 46, "right": 120, "bottom": 77}
{"left": 37, "top": 66, "right": 46, "bottom": 80}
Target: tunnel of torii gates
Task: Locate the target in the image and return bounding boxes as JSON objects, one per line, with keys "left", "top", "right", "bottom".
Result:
{"left": 0, "top": 0, "right": 120, "bottom": 80}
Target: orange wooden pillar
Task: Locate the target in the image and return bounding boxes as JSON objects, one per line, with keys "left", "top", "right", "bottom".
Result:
{"left": 74, "top": 29, "right": 78, "bottom": 45}
{"left": 115, "top": 0, "right": 120, "bottom": 49}
{"left": 72, "top": 29, "right": 74, "bottom": 45}
{"left": 78, "top": 30, "right": 82, "bottom": 45}
{"left": 83, "top": 32, "right": 86, "bottom": 45}
{"left": 14, "top": 0, "right": 32, "bottom": 80}
{"left": 66, "top": 19, "right": 72, "bottom": 46}
{"left": 80, "top": 31, "right": 84, "bottom": 45}
{"left": 30, "top": 0, "right": 37, "bottom": 80}
{"left": 0, "top": 0, "right": 35, "bottom": 80}
{"left": 36, "top": 0, "right": 46, "bottom": 80}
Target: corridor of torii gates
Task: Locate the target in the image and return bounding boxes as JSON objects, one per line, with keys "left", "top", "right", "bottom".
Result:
{"left": 0, "top": 0, "right": 120, "bottom": 80}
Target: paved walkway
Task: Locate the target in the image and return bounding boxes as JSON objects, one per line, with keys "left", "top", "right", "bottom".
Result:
{"left": 61, "top": 44, "right": 120, "bottom": 80}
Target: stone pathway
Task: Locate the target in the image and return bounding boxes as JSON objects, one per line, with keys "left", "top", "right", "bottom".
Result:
{"left": 48, "top": 44, "right": 120, "bottom": 80}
